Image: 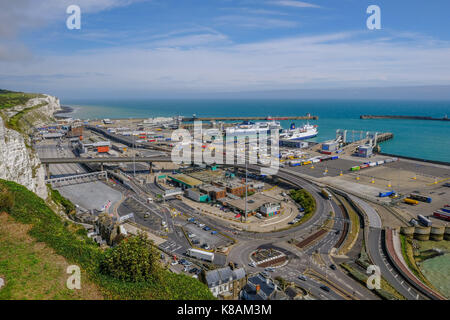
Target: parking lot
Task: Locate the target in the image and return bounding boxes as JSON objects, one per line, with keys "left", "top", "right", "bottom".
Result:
{"left": 183, "top": 221, "right": 232, "bottom": 250}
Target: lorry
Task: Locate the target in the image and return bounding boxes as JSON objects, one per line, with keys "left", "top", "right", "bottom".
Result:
{"left": 379, "top": 191, "right": 395, "bottom": 198}
{"left": 410, "top": 193, "right": 432, "bottom": 203}
{"left": 418, "top": 214, "right": 432, "bottom": 227}
{"left": 321, "top": 188, "right": 332, "bottom": 200}
{"left": 186, "top": 248, "right": 214, "bottom": 262}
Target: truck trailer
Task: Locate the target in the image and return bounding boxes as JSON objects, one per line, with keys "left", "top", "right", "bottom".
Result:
{"left": 186, "top": 248, "right": 214, "bottom": 262}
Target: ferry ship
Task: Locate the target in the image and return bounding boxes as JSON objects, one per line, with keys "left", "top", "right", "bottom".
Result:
{"left": 280, "top": 123, "right": 318, "bottom": 140}
{"left": 225, "top": 120, "right": 282, "bottom": 136}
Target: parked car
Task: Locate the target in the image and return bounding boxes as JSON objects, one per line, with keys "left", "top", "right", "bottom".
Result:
{"left": 198, "top": 223, "right": 205, "bottom": 228}
{"left": 298, "top": 275, "right": 307, "bottom": 281}
{"left": 211, "top": 230, "right": 218, "bottom": 235}
{"left": 188, "top": 267, "right": 195, "bottom": 273}
{"left": 320, "top": 285, "right": 331, "bottom": 292}
{"left": 330, "top": 264, "right": 337, "bottom": 270}
{"left": 249, "top": 262, "right": 257, "bottom": 267}
{"left": 265, "top": 267, "right": 275, "bottom": 272}
{"left": 192, "top": 239, "right": 200, "bottom": 245}
{"left": 170, "top": 261, "right": 178, "bottom": 266}
{"left": 260, "top": 271, "right": 269, "bottom": 278}
{"left": 203, "top": 226, "right": 211, "bottom": 231}
{"left": 202, "top": 244, "right": 211, "bottom": 250}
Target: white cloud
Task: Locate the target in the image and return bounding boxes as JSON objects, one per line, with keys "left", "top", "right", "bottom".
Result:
{"left": 0, "top": 0, "right": 145, "bottom": 37}
{"left": 2, "top": 31, "right": 450, "bottom": 97}
{"left": 269, "top": 1, "right": 321, "bottom": 9}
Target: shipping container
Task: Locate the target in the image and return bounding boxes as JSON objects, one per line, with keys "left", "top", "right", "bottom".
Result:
{"left": 186, "top": 248, "right": 214, "bottom": 262}
{"left": 404, "top": 198, "right": 419, "bottom": 205}
{"left": 433, "top": 210, "right": 450, "bottom": 221}
{"left": 441, "top": 207, "right": 450, "bottom": 214}
{"left": 321, "top": 151, "right": 332, "bottom": 155}
{"left": 97, "top": 146, "right": 109, "bottom": 153}
{"left": 331, "top": 156, "right": 339, "bottom": 160}
{"left": 410, "top": 193, "right": 432, "bottom": 203}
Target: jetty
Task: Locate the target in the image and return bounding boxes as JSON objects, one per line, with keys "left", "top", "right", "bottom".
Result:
{"left": 360, "top": 115, "right": 449, "bottom": 121}
{"left": 181, "top": 115, "right": 318, "bottom": 122}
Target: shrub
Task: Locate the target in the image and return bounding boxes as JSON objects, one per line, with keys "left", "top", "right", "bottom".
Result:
{"left": 101, "top": 233, "right": 161, "bottom": 282}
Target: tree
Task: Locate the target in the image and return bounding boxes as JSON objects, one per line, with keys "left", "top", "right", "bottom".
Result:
{"left": 101, "top": 232, "right": 160, "bottom": 282}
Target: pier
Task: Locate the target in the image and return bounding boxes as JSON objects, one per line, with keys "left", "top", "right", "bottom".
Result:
{"left": 360, "top": 115, "right": 449, "bottom": 121}
{"left": 182, "top": 115, "right": 318, "bottom": 122}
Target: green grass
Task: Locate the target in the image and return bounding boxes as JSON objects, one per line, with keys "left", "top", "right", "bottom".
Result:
{"left": 399, "top": 234, "right": 436, "bottom": 289}
{"left": 0, "top": 213, "right": 103, "bottom": 300}
{"left": 7, "top": 102, "right": 47, "bottom": 133}
{"left": 340, "top": 262, "right": 405, "bottom": 300}
{"left": 0, "top": 179, "right": 215, "bottom": 300}
{"left": 48, "top": 185, "right": 76, "bottom": 216}
{"left": 0, "top": 90, "right": 43, "bottom": 110}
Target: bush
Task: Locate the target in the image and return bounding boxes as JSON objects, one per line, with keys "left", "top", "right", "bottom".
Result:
{"left": 0, "top": 187, "right": 15, "bottom": 211}
{"left": 290, "top": 189, "right": 316, "bottom": 214}
{"left": 101, "top": 233, "right": 161, "bottom": 282}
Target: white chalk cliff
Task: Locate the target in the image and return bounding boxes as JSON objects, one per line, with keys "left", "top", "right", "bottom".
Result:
{"left": 0, "top": 94, "right": 61, "bottom": 199}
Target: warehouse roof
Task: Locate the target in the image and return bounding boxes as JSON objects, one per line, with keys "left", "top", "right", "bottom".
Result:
{"left": 168, "top": 174, "right": 203, "bottom": 187}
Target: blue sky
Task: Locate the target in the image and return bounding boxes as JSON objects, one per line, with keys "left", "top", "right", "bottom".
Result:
{"left": 1, "top": 0, "right": 450, "bottom": 99}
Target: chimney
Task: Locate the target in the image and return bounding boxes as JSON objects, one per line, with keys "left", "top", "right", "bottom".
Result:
{"left": 256, "top": 284, "right": 260, "bottom": 293}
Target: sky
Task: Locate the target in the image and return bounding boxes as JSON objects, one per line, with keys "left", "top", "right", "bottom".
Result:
{"left": 1, "top": 0, "right": 450, "bottom": 99}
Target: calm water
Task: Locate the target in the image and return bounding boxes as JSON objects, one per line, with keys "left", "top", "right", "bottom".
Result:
{"left": 420, "top": 254, "right": 450, "bottom": 298}
{"left": 63, "top": 99, "right": 450, "bottom": 163}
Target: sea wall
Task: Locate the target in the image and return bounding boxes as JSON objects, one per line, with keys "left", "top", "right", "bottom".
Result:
{"left": 0, "top": 94, "right": 61, "bottom": 199}
{"left": 401, "top": 225, "right": 450, "bottom": 241}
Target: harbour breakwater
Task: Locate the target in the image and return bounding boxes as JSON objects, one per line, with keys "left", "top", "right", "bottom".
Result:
{"left": 361, "top": 115, "right": 449, "bottom": 121}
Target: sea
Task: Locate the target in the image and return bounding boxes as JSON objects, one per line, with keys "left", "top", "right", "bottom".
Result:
{"left": 62, "top": 99, "right": 450, "bottom": 163}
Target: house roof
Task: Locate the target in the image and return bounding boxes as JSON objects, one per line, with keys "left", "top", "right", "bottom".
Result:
{"left": 242, "top": 274, "right": 287, "bottom": 300}
{"left": 205, "top": 267, "right": 246, "bottom": 288}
